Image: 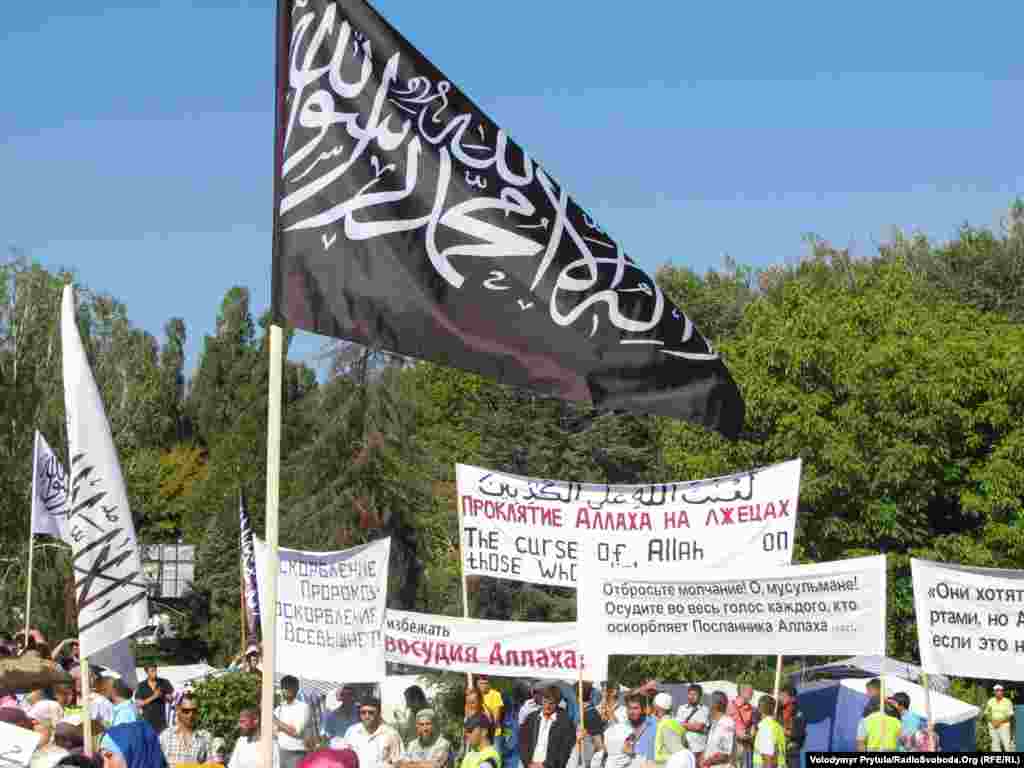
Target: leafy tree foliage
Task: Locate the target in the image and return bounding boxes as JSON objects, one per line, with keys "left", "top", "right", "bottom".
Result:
{"left": 4, "top": 202, "right": 1024, "bottom": 706}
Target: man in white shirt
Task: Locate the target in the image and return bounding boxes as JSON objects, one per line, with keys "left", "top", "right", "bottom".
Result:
{"left": 274, "top": 676, "right": 310, "bottom": 768}
{"left": 699, "top": 693, "right": 735, "bottom": 768}
{"left": 341, "top": 696, "right": 402, "bottom": 768}
{"left": 676, "top": 685, "right": 709, "bottom": 757}
{"left": 230, "top": 708, "right": 280, "bottom": 768}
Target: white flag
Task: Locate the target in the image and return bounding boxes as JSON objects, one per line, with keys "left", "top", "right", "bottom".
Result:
{"left": 31, "top": 430, "right": 70, "bottom": 540}
{"left": 61, "top": 285, "right": 148, "bottom": 656}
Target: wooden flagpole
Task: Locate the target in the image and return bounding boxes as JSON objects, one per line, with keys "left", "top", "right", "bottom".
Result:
{"left": 24, "top": 536, "right": 34, "bottom": 643}
{"left": 457, "top": 497, "right": 473, "bottom": 688}
{"left": 25, "top": 433, "right": 38, "bottom": 642}
{"left": 577, "top": 666, "right": 585, "bottom": 767}
{"left": 81, "top": 658, "right": 93, "bottom": 756}
{"left": 922, "top": 672, "right": 935, "bottom": 750}
{"left": 259, "top": 325, "right": 284, "bottom": 766}
{"left": 773, "top": 655, "right": 784, "bottom": 701}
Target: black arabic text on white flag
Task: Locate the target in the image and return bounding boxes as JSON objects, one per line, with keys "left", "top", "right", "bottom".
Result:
{"left": 31, "top": 430, "right": 70, "bottom": 540}
{"left": 61, "top": 285, "right": 149, "bottom": 656}
{"left": 271, "top": 0, "right": 744, "bottom": 437}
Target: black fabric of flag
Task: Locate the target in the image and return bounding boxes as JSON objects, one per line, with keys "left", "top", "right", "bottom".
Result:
{"left": 239, "top": 489, "right": 261, "bottom": 642}
{"left": 271, "top": 0, "right": 745, "bottom": 437}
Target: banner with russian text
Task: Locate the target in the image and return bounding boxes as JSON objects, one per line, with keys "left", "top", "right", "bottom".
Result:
{"left": 577, "top": 554, "right": 886, "bottom": 660}
{"left": 384, "top": 609, "right": 604, "bottom": 681}
{"left": 458, "top": 459, "right": 800, "bottom": 588}
{"left": 911, "top": 559, "right": 1024, "bottom": 681}
{"left": 254, "top": 537, "right": 390, "bottom": 683}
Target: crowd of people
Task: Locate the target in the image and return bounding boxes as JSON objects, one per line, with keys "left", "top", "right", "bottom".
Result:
{"left": 2, "top": 631, "right": 1018, "bottom": 766}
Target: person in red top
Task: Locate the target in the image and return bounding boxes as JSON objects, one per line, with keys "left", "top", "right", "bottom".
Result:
{"left": 727, "top": 686, "right": 756, "bottom": 768}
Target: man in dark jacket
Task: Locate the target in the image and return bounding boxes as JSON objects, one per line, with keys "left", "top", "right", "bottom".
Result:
{"left": 521, "top": 686, "right": 576, "bottom": 768}
{"left": 779, "top": 685, "right": 806, "bottom": 768}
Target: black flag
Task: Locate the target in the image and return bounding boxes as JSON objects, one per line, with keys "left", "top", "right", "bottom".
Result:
{"left": 271, "top": 0, "right": 745, "bottom": 436}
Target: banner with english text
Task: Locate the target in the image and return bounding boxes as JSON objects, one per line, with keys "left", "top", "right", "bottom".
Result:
{"left": 254, "top": 537, "right": 390, "bottom": 683}
{"left": 270, "top": 0, "right": 744, "bottom": 438}
{"left": 385, "top": 610, "right": 604, "bottom": 681}
{"left": 911, "top": 559, "right": 1024, "bottom": 681}
{"left": 457, "top": 459, "right": 800, "bottom": 588}
{"left": 577, "top": 555, "right": 886, "bottom": 660}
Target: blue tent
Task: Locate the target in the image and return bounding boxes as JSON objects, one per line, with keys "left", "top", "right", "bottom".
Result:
{"left": 797, "top": 674, "right": 979, "bottom": 753}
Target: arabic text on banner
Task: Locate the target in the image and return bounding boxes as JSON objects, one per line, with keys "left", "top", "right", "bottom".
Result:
{"left": 31, "top": 430, "right": 70, "bottom": 540}
{"left": 911, "top": 559, "right": 1024, "bottom": 681}
{"left": 61, "top": 285, "right": 149, "bottom": 656}
{"left": 271, "top": 0, "right": 744, "bottom": 437}
{"left": 385, "top": 610, "right": 605, "bottom": 682}
{"left": 254, "top": 537, "right": 390, "bottom": 683}
{"left": 577, "top": 555, "right": 887, "bottom": 659}
{"left": 457, "top": 459, "right": 801, "bottom": 588}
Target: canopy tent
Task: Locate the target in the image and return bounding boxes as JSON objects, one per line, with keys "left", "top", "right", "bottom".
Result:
{"left": 792, "top": 655, "right": 951, "bottom": 693}
{"left": 797, "top": 675, "right": 979, "bottom": 753}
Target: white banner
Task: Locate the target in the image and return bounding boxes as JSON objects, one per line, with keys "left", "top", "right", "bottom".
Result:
{"left": 578, "top": 555, "right": 887, "bottom": 659}
{"left": 457, "top": 459, "right": 801, "bottom": 588}
{"left": 91, "top": 636, "right": 138, "bottom": 688}
{"left": 385, "top": 610, "right": 604, "bottom": 681}
{"left": 255, "top": 537, "right": 390, "bottom": 683}
{"left": 30, "top": 431, "right": 70, "bottom": 540}
{"left": 911, "top": 559, "right": 1024, "bottom": 681}
{"left": 0, "top": 721, "right": 41, "bottom": 767}
{"left": 61, "top": 286, "right": 149, "bottom": 656}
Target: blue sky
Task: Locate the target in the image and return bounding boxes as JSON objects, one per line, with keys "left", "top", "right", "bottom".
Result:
{"left": 3, "top": 1, "right": 1022, "bottom": 376}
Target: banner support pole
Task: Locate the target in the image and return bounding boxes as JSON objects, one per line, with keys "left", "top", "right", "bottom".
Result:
{"left": 25, "top": 432, "right": 40, "bottom": 642}
{"left": 24, "top": 535, "right": 34, "bottom": 643}
{"left": 259, "top": 325, "right": 284, "bottom": 768}
{"left": 773, "top": 655, "right": 784, "bottom": 699}
{"left": 81, "top": 657, "right": 93, "bottom": 756}
{"left": 457, "top": 495, "right": 473, "bottom": 688}
{"left": 922, "top": 672, "right": 934, "bottom": 749}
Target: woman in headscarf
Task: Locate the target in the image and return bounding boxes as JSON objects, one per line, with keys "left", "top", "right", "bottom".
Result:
{"left": 97, "top": 721, "right": 168, "bottom": 768}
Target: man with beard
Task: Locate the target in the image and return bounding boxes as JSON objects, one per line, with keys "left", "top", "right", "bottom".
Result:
{"left": 621, "top": 695, "right": 656, "bottom": 766}
{"left": 399, "top": 710, "right": 452, "bottom": 768}
{"left": 230, "top": 708, "right": 280, "bottom": 768}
